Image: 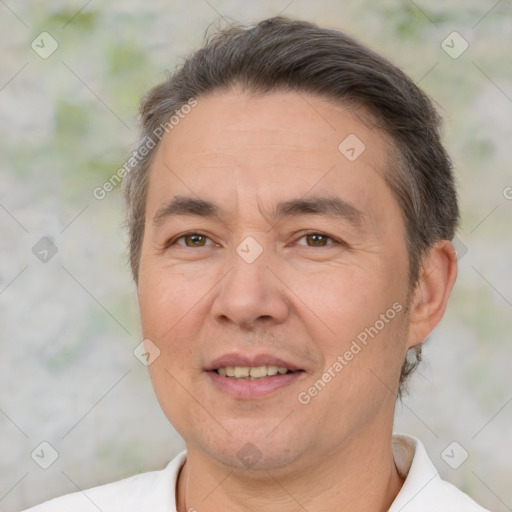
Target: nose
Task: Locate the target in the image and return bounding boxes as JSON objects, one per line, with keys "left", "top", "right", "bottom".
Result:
{"left": 210, "top": 244, "right": 290, "bottom": 331}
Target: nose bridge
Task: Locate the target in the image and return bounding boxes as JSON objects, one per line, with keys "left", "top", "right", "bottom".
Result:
{"left": 231, "top": 236, "right": 269, "bottom": 289}
{"left": 211, "top": 235, "right": 289, "bottom": 328}
{"left": 226, "top": 235, "right": 272, "bottom": 304}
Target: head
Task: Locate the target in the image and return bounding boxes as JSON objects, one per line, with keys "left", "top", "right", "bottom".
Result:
{"left": 122, "top": 17, "right": 458, "bottom": 470}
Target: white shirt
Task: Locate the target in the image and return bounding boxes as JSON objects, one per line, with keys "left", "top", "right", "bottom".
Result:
{"left": 21, "top": 434, "right": 489, "bottom": 511}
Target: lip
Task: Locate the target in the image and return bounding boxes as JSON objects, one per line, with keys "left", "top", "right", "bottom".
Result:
{"left": 205, "top": 353, "right": 303, "bottom": 372}
{"left": 206, "top": 370, "right": 306, "bottom": 399}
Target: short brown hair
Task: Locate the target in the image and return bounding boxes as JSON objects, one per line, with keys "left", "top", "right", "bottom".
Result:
{"left": 122, "top": 16, "right": 459, "bottom": 395}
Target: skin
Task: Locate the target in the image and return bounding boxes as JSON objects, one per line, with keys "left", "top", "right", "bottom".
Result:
{"left": 136, "top": 88, "right": 458, "bottom": 512}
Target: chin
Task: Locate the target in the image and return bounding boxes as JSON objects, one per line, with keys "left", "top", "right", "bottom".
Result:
{"left": 191, "top": 418, "right": 311, "bottom": 472}
{"left": 207, "top": 441, "right": 305, "bottom": 472}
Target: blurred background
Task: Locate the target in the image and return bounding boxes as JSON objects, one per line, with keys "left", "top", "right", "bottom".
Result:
{"left": 1, "top": 1, "right": 511, "bottom": 511}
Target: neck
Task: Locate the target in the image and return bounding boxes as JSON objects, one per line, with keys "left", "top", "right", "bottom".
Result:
{"left": 176, "top": 429, "right": 404, "bottom": 512}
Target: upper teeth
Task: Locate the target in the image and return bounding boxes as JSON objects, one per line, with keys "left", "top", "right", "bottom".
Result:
{"left": 217, "top": 365, "right": 289, "bottom": 379}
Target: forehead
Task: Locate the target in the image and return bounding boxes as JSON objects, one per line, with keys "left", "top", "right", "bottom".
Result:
{"left": 147, "top": 89, "right": 398, "bottom": 225}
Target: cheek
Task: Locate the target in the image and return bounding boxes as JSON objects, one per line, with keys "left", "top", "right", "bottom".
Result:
{"left": 289, "top": 259, "right": 401, "bottom": 338}
{"left": 137, "top": 263, "right": 211, "bottom": 390}
{"left": 146, "top": 358, "right": 195, "bottom": 443}
{"left": 139, "top": 270, "right": 202, "bottom": 432}
{"left": 289, "top": 258, "right": 408, "bottom": 385}
{"left": 137, "top": 262, "right": 208, "bottom": 339}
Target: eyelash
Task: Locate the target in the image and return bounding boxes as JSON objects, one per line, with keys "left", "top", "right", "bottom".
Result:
{"left": 166, "top": 231, "right": 344, "bottom": 249}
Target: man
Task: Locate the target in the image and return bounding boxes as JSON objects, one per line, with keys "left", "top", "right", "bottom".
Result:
{"left": 23, "top": 16, "right": 488, "bottom": 512}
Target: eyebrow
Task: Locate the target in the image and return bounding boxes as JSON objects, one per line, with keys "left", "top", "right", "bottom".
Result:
{"left": 152, "top": 195, "right": 365, "bottom": 227}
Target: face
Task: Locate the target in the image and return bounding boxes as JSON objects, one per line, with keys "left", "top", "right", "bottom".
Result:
{"left": 137, "top": 89, "right": 415, "bottom": 471}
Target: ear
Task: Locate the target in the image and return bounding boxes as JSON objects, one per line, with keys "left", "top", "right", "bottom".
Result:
{"left": 406, "top": 240, "right": 458, "bottom": 349}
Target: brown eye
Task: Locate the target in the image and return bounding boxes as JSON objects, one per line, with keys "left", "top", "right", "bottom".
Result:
{"left": 182, "top": 234, "right": 208, "bottom": 247}
{"left": 297, "top": 233, "right": 335, "bottom": 247}
{"left": 306, "top": 234, "right": 330, "bottom": 246}
{"left": 168, "top": 233, "right": 213, "bottom": 248}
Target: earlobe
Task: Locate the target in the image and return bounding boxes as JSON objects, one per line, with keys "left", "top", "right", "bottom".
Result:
{"left": 406, "top": 240, "right": 458, "bottom": 349}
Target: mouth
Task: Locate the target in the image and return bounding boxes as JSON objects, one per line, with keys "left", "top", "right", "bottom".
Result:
{"left": 205, "top": 354, "right": 306, "bottom": 399}
{"left": 215, "top": 365, "right": 302, "bottom": 380}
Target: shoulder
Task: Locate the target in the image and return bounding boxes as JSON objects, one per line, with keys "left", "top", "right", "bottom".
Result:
{"left": 390, "top": 434, "right": 489, "bottom": 512}
{"left": 20, "top": 451, "right": 186, "bottom": 512}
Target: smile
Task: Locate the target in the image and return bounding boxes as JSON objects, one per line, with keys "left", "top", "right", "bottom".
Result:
{"left": 216, "top": 365, "right": 292, "bottom": 379}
